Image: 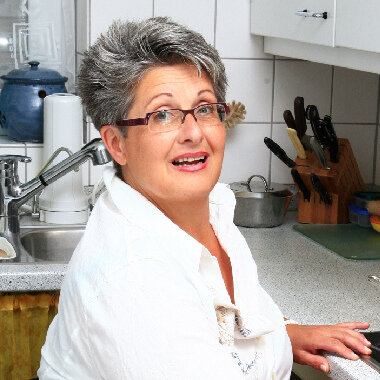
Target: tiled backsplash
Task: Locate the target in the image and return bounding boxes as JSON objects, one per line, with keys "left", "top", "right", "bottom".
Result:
{"left": 2, "top": 0, "right": 378, "bottom": 187}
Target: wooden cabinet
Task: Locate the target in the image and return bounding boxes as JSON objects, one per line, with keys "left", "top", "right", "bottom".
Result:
{"left": 251, "top": 0, "right": 380, "bottom": 74}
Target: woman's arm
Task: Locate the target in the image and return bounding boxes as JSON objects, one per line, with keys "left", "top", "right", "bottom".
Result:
{"left": 285, "top": 321, "right": 371, "bottom": 374}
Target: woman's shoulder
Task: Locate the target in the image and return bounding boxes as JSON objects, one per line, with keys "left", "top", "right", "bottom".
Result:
{"left": 64, "top": 193, "right": 190, "bottom": 296}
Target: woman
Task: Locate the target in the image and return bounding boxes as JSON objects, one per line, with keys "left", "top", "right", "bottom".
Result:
{"left": 38, "top": 17, "right": 371, "bottom": 380}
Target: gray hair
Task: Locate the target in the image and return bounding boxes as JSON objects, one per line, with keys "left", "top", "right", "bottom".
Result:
{"left": 77, "top": 16, "right": 227, "bottom": 131}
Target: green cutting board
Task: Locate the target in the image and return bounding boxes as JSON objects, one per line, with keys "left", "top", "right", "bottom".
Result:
{"left": 293, "top": 224, "right": 380, "bottom": 260}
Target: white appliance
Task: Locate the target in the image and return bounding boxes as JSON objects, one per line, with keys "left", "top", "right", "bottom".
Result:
{"left": 39, "top": 93, "right": 88, "bottom": 224}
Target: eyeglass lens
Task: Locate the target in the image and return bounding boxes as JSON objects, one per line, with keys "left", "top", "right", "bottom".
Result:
{"left": 148, "top": 103, "right": 226, "bottom": 132}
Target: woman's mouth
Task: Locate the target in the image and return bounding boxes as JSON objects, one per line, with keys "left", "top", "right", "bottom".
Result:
{"left": 172, "top": 155, "right": 207, "bottom": 167}
{"left": 171, "top": 153, "right": 209, "bottom": 172}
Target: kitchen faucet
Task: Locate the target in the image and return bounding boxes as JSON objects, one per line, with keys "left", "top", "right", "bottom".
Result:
{"left": 0, "top": 138, "right": 111, "bottom": 262}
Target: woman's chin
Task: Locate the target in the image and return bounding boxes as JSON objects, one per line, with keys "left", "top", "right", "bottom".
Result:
{"left": 168, "top": 182, "right": 217, "bottom": 203}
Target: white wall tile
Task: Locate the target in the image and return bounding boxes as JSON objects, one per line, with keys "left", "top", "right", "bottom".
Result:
{"left": 76, "top": 0, "right": 89, "bottom": 53}
{"left": 81, "top": 162, "right": 90, "bottom": 187}
{"left": 331, "top": 67, "right": 379, "bottom": 124}
{"left": 90, "top": 0, "right": 153, "bottom": 43}
{"left": 219, "top": 123, "right": 271, "bottom": 183}
{"left": 270, "top": 124, "right": 297, "bottom": 184}
{"left": 76, "top": 53, "right": 84, "bottom": 80}
{"left": 25, "top": 146, "right": 43, "bottom": 181}
{"left": 273, "top": 61, "right": 332, "bottom": 123}
{"left": 334, "top": 124, "right": 376, "bottom": 184}
{"left": 0, "top": 145, "right": 26, "bottom": 182}
{"left": 216, "top": 0, "right": 270, "bottom": 59}
{"left": 224, "top": 59, "right": 273, "bottom": 122}
{"left": 89, "top": 123, "right": 100, "bottom": 141}
{"left": 154, "top": 0, "right": 215, "bottom": 46}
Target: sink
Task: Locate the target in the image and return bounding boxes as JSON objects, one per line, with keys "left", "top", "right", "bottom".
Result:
{"left": 20, "top": 227, "right": 85, "bottom": 262}
{"left": 361, "top": 331, "right": 380, "bottom": 374}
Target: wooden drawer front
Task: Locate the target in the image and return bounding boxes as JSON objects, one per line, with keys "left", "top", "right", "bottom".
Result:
{"left": 251, "top": 0, "right": 335, "bottom": 47}
{"left": 335, "top": 0, "right": 380, "bottom": 54}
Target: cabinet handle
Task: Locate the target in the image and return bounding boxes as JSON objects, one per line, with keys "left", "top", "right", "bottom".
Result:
{"left": 295, "top": 10, "right": 327, "bottom": 19}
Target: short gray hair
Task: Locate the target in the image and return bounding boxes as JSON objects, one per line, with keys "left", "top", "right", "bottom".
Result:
{"left": 77, "top": 16, "right": 228, "bottom": 131}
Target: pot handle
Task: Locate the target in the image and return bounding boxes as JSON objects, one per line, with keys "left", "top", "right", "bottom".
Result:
{"left": 246, "top": 174, "right": 273, "bottom": 192}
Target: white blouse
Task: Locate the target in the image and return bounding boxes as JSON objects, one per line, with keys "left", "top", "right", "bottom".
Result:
{"left": 38, "top": 167, "right": 293, "bottom": 380}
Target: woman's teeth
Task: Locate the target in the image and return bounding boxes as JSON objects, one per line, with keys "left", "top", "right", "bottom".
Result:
{"left": 173, "top": 155, "right": 206, "bottom": 166}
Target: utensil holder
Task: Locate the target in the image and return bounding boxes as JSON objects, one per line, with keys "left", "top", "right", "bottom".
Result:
{"left": 294, "top": 138, "right": 365, "bottom": 224}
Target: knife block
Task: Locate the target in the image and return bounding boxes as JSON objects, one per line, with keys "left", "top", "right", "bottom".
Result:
{"left": 294, "top": 138, "right": 365, "bottom": 224}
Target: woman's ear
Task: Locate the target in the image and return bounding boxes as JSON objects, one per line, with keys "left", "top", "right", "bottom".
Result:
{"left": 100, "top": 126, "right": 127, "bottom": 165}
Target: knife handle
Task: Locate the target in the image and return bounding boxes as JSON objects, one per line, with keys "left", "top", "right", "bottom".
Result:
{"left": 320, "top": 121, "right": 339, "bottom": 163}
{"left": 264, "top": 137, "right": 296, "bottom": 168}
{"left": 310, "top": 173, "right": 332, "bottom": 205}
{"left": 287, "top": 128, "right": 307, "bottom": 159}
{"left": 306, "top": 105, "right": 324, "bottom": 146}
{"left": 323, "top": 115, "right": 337, "bottom": 137}
{"left": 323, "top": 115, "right": 339, "bottom": 162}
{"left": 291, "top": 169, "right": 310, "bottom": 202}
{"left": 283, "top": 110, "right": 297, "bottom": 130}
{"left": 294, "top": 97, "right": 307, "bottom": 138}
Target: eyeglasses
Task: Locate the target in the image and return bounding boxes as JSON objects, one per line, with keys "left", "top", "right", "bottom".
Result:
{"left": 115, "top": 102, "right": 230, "bottom": 133}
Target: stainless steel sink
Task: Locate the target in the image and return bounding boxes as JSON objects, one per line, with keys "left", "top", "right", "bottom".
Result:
{"left": 20, "top": 226, "right": 85, "bottom": 262}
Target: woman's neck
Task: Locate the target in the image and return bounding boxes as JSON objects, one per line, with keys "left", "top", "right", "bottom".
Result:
{"left": 157, "top": 197, "right": 212, "bottom": 245}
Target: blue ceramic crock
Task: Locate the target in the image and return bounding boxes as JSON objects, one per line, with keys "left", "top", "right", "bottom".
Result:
{"left": 0, "top": 61, "right": 67, "bottom": 142}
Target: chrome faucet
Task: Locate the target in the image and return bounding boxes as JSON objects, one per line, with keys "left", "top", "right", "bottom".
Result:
{"left": 0, "top": 138, "right": 111, "bottom": 262}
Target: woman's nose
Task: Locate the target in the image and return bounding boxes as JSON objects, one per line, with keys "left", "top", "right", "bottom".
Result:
{"left": 177, "top": 113, "right": 204, "bottom": 144}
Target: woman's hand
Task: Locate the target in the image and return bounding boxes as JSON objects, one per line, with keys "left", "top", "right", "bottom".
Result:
{"left": 286, "top": 322, "right": 371, "bottom": 374}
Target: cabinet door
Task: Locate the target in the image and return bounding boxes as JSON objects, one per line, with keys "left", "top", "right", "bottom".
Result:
{"left": 335, "top": 0, "right": 380, "bottom": 54}
{"left": 251, "top": 0, "right": 335, "bottom": 47}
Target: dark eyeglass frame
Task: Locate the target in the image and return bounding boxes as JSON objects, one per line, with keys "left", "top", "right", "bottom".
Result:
{"left": 114, "top": 102, "right": 230, "bottom": 128}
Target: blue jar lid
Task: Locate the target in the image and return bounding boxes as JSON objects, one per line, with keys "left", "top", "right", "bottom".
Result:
{"left": 0, "top": 61, "right": 68, "bottom": 84}
{"left": 348, "top": 204, "right": 370, "bottom": 215}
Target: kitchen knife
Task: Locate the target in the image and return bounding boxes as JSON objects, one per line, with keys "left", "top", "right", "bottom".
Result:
{"left": 286, "top": 128, "right": 307, "bottom": 159}
{"left": 291, "top": 168, "right": 310, "bottom": 202}
{"left": 305, "top": 105, "right": 326, "bottom": 147}
{"left": 294, "top": 97, "right": 307, "bottom": 138}
{"left": 264, "top": 137, "right": 297, "bottom": 168}
{"left": 291, "top": 100, "right": 312, "bottom": 151}
{"left": 323, "top": 115, "right": 339, "bottom": 162}
{"left": 318, "top": 119, "right": 339, "bottom": 163}
{"left": 310, "top": 173, "right": 332, "bottom": 205}
{"left": 283, "top": 110, "right": 297, "bottom": 130}
{"left": 284, "top": 109, "right": 309, "bottom": 155}
{"left": 310, "top": 137, "right": 330, "bottom": 169}
{"left": 300, "top": 134, "right": 313, "bottom": 151}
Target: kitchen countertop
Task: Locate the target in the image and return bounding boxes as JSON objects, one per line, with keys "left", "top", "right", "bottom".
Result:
{"left": 242, "top": 211, "right": 380, "bottom": 380}
{"left": 0, "top": 211, "right": 379, "bottom": 379}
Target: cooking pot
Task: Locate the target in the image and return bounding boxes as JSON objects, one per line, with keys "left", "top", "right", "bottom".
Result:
{"left": 0, "top": 61, "right": 67, "bottom": 142}
{"left": 230, "top": 174, "right": 293, "bottom": 228}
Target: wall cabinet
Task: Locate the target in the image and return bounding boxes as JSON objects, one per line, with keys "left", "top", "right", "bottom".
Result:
{"left": 251, "top": 0, "right": 334, "bottom": 47}
{"left": 335, "top": 0, "right": 380, "bottom": 54}
{"left": 251, "top": 0, "right": 380, "bottom": 74}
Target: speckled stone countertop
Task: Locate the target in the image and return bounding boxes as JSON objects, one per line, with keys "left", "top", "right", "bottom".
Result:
{"left": 242, "top": 211, "right": 380, "bottom": 380}
{"left": 0, "top": 211, "right": 379, "bottom": 379}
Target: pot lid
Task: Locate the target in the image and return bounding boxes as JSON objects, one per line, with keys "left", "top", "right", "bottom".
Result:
{"left": 229, "top": 174, "right": 290, "bottom": 194}
{"left": 1, "top": 61, "right": 68, "bottom": 84}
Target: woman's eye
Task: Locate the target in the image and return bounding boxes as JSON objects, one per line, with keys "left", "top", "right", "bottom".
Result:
{"left": 155, "top": 111, "right": 172, "bottom": 122}
{"left": 197, "top": 105, "right": 214, "bottom": 115}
